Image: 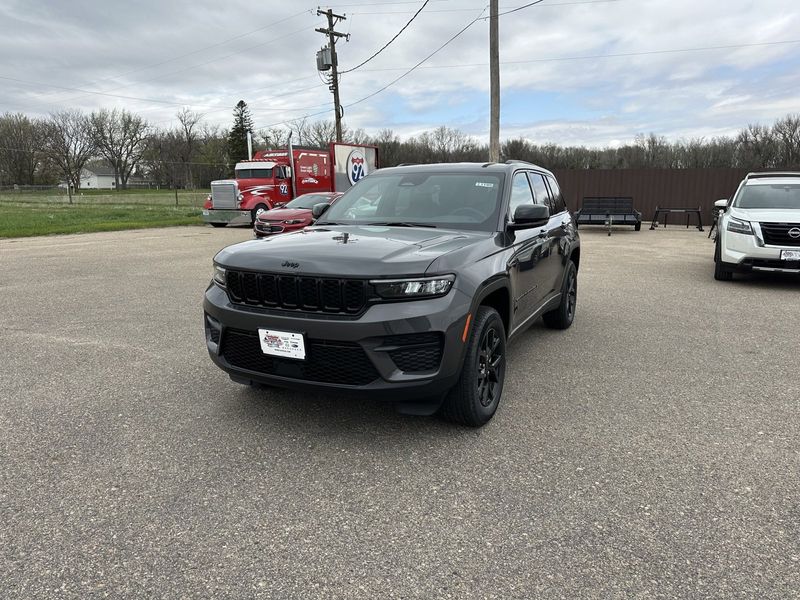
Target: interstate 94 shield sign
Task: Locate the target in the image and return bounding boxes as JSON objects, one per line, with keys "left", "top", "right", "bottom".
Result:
{"left": 331, "top": 143, "right": 379, "bottom": 192}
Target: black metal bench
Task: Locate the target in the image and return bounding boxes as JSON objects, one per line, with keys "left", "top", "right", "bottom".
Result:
{"left": 575, "top": 197, "right": 642, "bottom": 236}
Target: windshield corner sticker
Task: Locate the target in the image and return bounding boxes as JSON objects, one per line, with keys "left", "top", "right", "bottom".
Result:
{"left": 347, "top": 149, "right": 368, "bottom": 185}
{"left": 476, "top": 182, "right": 495, "bottom": 188}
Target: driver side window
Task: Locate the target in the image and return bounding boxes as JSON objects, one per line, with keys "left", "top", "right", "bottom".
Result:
{"left": 509, "top": 172, "right": 534, "bottom": 219}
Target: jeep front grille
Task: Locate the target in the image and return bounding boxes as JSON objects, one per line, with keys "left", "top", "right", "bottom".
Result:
{"left": 225, "top": 270, "right": 368, "bottom": 314}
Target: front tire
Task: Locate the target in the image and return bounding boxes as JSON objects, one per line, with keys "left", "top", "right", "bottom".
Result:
{"left": 251, "top": 204, "right": 268, "bottom": 225}
{"left": 542, "top": 261, "right": 577, "bottom": 330}
{"left": 714, "top": 238, "right": 734, "bottom": 281}
{"left": 439, "top": 306, "right": 506, "bottom": 427}
{"left": 210, "top": 222, "right": 226, "bottom": 228}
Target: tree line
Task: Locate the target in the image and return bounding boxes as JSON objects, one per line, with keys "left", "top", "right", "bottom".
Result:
{"left": 2, "top": 103, "right": 799, "bottom": 196}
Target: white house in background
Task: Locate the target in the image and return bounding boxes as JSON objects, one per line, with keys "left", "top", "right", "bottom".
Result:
{"left": 79, "top": 163, "right": 116, "bottom": 189}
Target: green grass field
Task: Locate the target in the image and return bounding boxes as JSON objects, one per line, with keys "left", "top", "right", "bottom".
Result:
{"left": 0, "top": 189, "right": 210, "bottom": 238}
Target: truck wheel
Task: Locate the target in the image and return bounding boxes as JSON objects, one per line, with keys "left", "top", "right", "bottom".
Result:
{"left": 634, "top": 222, "right": 642, "bottom": 231}
{"left": 714, "top": 238, "right": 733, "bottom": 281}
{"left": 251, "top": 204, "right": 268, "bottom": 225}
{"left": 438, "top": 306, "right": 506, "bottom": 427}
{"left": 210, "top": 223, "right": 226, "bottom": 228}
{"left": 542, "top": 261, "right": 577, "bottom": 330}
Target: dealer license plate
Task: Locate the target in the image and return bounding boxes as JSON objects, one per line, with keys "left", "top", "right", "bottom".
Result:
{"left": 780, "top": 249, "right": 800, "bottom": 261}
{"left": 258, "top": 329, "right": 306, "bottom": 360}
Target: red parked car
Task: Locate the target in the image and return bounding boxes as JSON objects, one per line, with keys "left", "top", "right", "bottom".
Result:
{"left": 253, "top": 192, "right": 343, "bottom": 238}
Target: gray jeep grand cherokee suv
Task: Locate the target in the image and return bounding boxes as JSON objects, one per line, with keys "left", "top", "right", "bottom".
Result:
{"left": 204, "top": 161, "right": 580, "bottom": 426}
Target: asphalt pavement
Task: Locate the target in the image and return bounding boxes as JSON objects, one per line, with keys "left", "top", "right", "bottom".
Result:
{"left": 1, "top": 225, "right": 798, "bottom": 599}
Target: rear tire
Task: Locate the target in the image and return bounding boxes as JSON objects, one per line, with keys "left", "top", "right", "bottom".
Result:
{"left": 542, "top": 261, "right": 577, "bottom": 330}
{"left": 634, "top": 222, "right": 642, "bottom": 231}
{"left": 714, "top": 238, "right": 734, "bottom": 281}
{"left": 438, "top": 306, "right": 506, "bottom": 427}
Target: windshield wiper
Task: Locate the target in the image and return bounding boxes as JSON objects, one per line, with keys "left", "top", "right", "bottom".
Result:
{"left": 364, "top": 221, "right": 437, "bottom": 228}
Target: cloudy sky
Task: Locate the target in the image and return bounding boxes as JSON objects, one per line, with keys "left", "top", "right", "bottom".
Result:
{"left": 1, "top": 0, "right": 798, "bottom": 146}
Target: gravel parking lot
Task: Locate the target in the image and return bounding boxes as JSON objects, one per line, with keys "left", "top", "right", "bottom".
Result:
{"left": 1, "top": 225, "right": 798, "bottom": 599}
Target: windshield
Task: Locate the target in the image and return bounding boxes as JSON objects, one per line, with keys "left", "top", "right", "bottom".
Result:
{"left": 735, "top": 183, "right": 800, "bottom": 209}
{"left": 285, "top": 194, "right": 333, "bottom": 210}
{"left": 236, "top": 168, "right": 273, "bottom": 179}
{"left": 318, "top": 171, "right": 505, "bottom": 231}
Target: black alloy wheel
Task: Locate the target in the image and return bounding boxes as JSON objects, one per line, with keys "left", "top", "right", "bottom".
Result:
{"left": 477, "top": 326, "right": 504, "bottom": 408}
{"left": 439, "top": 306, "right": 507, "bottom": 427}
{"left": 543, "top": 261, "right": 577, "bottom": 329}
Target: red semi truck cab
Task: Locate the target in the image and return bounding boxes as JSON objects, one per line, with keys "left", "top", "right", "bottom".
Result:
{"left": 202, "top": 143, "right": 378, "bottom": 227}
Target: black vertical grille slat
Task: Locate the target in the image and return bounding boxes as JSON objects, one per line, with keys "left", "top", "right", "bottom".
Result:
{"left": 242, "top": 273, "right": 260, "bottom": 303}
{"left": 321, "top": 279, "right": 343, "bottom": 312}
{"left": 258, "top": 274, "right": 279, "bottom": 305}
{"left": 278, "top": 277, "right": 299, "bottom": 307}
{"left": 226, "top": 271, "right": 244, "bottom": 302}
{"left": 343, "top": 280, "right": 366, "bottom": 312}
{"left": 299, "top": 278, "right": 319, "bottom": 309}
{"left": 223, "top": 270, "right": 369, "bottom": 314}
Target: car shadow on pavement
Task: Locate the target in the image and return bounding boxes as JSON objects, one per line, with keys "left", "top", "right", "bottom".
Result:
{"left": 221, "top": 382, "right": 475, "bottom": 439}
{"left": 727, "top": 272, "right": 800, "bottom": 289}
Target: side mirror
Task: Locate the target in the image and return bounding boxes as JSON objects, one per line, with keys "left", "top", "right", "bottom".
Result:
{"left": 285, "top": 167, "right": 292, "bottom": 179}
{"left": 714, "top": 199, "right": 729, "bottom": 211}
{"left": 509, "top": 204, "right": 550, "bottom": 230}
{"left": 311, "top": 202, "right": 331, "bottom": 219}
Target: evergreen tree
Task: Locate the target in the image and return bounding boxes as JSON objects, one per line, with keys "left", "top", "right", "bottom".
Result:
{"left": 227, "top": 100, "right": 254, "bottom": 162}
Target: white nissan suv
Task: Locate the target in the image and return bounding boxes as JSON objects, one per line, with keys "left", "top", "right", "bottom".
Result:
{"left": 714, "top": 172, "right": 800, "bottom": 281}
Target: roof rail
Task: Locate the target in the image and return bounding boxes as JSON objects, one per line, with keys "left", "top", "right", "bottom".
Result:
{"left": 504, "top": 159, "right": 534, "bottom": 165}
{"left": 746, "top": 171, "right": 800, "bottom": 179}
{"left": 481, "top": 162, "right": 496, "bottom": 168}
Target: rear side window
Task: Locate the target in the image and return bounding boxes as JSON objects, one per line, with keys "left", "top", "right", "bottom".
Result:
{"left": 528, "top": 173, "right": 553, "bottom": 211}
{"left": 546, "top": 175, "right": 567, "bottom": 213}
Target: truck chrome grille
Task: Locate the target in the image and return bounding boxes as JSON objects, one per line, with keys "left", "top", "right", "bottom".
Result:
{"left": 225, "top": 270, "right": 368, "bottom": 314}
{"left": 211, "top": 182, "right": 238, "bottom": 209}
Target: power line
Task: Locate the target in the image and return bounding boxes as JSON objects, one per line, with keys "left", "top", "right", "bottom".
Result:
{"left": 347, "top": 38, "right": 800, "bottom": 72}
{"left": 496, "top": 0, "right": 546, "bottom": 17}
{"left": 340, "top": 0, "right": 431, "bottom": 74}
{"left": 344, "top": 5, "right": 489, "bottom": 109}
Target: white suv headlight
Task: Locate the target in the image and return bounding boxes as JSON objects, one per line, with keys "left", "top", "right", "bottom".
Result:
{"left": 726, "top": 217, "right": 753, "bottom": 235}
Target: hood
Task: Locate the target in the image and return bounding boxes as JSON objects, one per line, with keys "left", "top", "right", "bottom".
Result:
{"left": 258, "top": 208, "right": 310, "bottom": 221}
{"left": 729, "top": 207, "right": 800, "bottom": 223}
{"left": 215, "top": 225, "right": 489, "bottom": 277}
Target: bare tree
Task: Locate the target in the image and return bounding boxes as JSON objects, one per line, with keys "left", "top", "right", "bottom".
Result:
{"left": 90, "top": 108, "right": 149, "bottom": 189}
{"left": 175, "top": 108, "right": 203, "bottom": 188}
{"left": 43, "top": 110, "right": 95, "bottom": 203}
{"left": 260, "top": 126, "right": 288, "bottom": 149}
{"left": 0, "top": 112, "right": 43, "bottom": 185}
{"left": 773, "top": 114, "right": 800, "bottom": 169}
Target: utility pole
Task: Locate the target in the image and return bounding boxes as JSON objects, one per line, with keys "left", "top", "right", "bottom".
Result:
{"left": 489, "top": 0, "right": 500, "bottom": 162}
{"left": 316, "top": 8, "right": 349, "bottom": 143}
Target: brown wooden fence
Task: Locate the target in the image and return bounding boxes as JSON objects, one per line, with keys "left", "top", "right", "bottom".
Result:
{"left": 552, "top": 168, "right": 749, "bottom": 224}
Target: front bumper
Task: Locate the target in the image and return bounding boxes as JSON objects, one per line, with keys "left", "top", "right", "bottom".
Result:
{"left": 253, "top": 221, "right": 285, "bottom": 237}
{"left": 203, "top": 283, "right": 472, "bottom": 399}
{"left": 720, "top": 228, "right": 800, "bottom": 273}
{"left": 202, "top": 208, "right": 251, "bottom": 226}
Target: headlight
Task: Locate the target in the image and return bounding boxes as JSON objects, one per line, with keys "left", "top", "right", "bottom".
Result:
{"left": 370, "top": 275, "right": 455, "bottom": 299}
{"left": 212, "top": 264, "right": 226, "bottom": 287}
{"left": 727, "top": 217, "right": 753, "bottom": 235}
{"left": 283, "top": 219, "right": 304, "bottom": 224}
{"left": 237, "top": 193, "right": 244, "bottom": 201}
